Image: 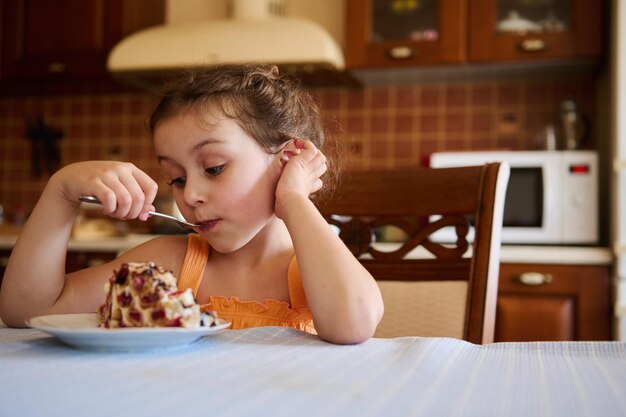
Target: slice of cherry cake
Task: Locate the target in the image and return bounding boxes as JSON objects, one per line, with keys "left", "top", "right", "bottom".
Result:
{"left": 97, "top": 261, "right": 218, "bottom": 328}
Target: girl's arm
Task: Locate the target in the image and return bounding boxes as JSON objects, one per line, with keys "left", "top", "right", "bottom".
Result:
{"left": 0, "top": 161, "right": 158, "bottom": 327}
{"left": 275, "top": 140, "right": 384, "bottom": 344}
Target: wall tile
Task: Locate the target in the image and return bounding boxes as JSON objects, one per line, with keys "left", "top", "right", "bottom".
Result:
{"left": 396, "top": 87, "right": 417, "bottom": 108}
{"left": 394, "top": 114, "right": 414, "bottom": 133}
{"left": 420, "top": 87, "right": 440, "bottom": 108}
{"left": 445, "top": 86, "right": 467, "bottom": 107}
{"left": 471, "top": 85, "right": 494, "bottom": 106}
{"left": 420, "top": 114, "right": 439, "bottom": 133}
{"left": 0, "top": 76, "right": 598, "bottom": 214}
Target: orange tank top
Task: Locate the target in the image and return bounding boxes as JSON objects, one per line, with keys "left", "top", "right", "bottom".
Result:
{"left": 177, "top": 234, "right": 315, "bottom": 334}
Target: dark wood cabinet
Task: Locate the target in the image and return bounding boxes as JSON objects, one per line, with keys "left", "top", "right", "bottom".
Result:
{"left": 0, "top": 250, "right": 10, "bottom": 289}
{"left": 345, "top": 0, "right": 467, "bottom": 68}
{"left": 496, "top": 263, "right": 612, "bottom": 341}
{"left": 65, "top": 251, "right": 117, "bottom": 272}
{"left": 0, "top": 248, "right": 116, "bottom": 289}
{"left": 469, "top": 0, "right": 604, "bottom": 63}
{"left": 0, "top": 0, "right": 164, "bottom": 94}
{"left": 345, "top": 0, "right": 604, "bottom": 69}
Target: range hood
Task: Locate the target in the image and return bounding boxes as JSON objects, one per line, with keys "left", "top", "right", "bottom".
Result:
{"left": 107, "top": 0, "right": 347, "bottom": 90}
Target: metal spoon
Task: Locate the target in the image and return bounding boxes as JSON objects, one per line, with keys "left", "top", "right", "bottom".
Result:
{"left": 78, "top": 196, "right": 199, "bottom": 229}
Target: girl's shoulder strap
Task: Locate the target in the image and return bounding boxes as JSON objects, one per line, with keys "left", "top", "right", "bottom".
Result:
{"left": 287, "top": 256, "right": 309, "bottom": 310}
{"left": 177, "top": 234, "right": 209, "bottom": 296}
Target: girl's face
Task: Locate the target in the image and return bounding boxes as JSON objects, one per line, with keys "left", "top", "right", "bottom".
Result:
{"left": 153, "top": 107, "right": 283, "bottom": 253}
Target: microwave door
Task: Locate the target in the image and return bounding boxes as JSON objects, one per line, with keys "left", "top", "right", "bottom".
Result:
{"left": 428, "top": 155, "right": 559, "bottom": 244}
{"left": 501, "top": 163, "right": 563, "bottom": 244}
{"left": 428, "top": 164, "right": 558, "bottom": 244}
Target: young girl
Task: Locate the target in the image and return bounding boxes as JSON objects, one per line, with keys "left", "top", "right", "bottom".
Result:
{"left": 0, "top": 64, "right": 384, "bottom": 344}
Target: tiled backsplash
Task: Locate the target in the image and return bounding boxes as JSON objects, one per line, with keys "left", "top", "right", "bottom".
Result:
{"left": 0, "top": 76, "right": 596, "bottom": 218}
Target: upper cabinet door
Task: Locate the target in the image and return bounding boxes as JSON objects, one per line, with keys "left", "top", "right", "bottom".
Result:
{"left": 3, "top": 0, "right": 113, "bottom": 81}
{"left": 0, "top": 0, "right": 164, "bottom": 94}
{"left": 345, "top": 0, "right": 467, "bottom": 68}
{"left": 469, "top": 0, "right": 604, "bottom": 62}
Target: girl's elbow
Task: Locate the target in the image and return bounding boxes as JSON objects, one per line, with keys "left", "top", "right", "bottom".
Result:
{"left": 318, "top": 308, "right": 383, "bottom": 345}
{"left": 0, "top": 308, "right": 28, "bottom": 328}
{"left": 0, "top": 293, "right": 32, "bottom": 328}
{"left": 321, "top": 324, "right": 376, "bottom": 345}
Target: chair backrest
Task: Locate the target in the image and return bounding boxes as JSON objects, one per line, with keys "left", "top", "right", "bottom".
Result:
{"left": 316, "top": 162, "right": 509, "bottom": 344}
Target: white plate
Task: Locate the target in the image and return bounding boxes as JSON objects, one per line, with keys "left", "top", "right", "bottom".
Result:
{"left": 26, "top": 313, "right": 231, "bottom": 352}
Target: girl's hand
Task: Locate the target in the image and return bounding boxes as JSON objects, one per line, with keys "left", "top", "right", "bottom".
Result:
{"left": 274, "top": 139, "right": 327, "bottom": 219}
{"left": 49, "top": 161, "right": 158, "bottom": 221}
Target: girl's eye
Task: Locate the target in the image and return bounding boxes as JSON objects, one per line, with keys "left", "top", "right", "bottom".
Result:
{"left": 205, "top": 164, "right": 225, "bottom": 176}
{"left": 166, "top": 177, "right": 186, "bottom": 188}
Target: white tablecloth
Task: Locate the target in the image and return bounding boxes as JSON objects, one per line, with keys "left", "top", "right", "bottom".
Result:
{"left": 1, "top": 325, "right": 626, "bottom": 417}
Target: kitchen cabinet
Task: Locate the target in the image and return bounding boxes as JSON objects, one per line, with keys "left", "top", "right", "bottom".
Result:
{"left": 345, "top": 0, "right": 604, "bottom": 69}
{"left": 65, "top": 251, "right": 117, "bottom": 272}
{"left": 0, "top": 0, "right": 164, "bottom": 94}
{"left": 0, "top": 249, "right": 116, "bottom": 288}
{"left": 495, "top": 263, "right": 612, "bottom": 341}
{"left": 345, "top": 0, "right": 467, "bottom": 68}
{"left": 0, "top": 250, "right": 9, "bottom": 289}
{"left": 469, "top": 0, "right": 604, "bottom": 62}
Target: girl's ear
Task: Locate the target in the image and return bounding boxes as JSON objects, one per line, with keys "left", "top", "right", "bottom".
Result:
{"left": 278, "top": 139, "right": 303, "bottom": 164}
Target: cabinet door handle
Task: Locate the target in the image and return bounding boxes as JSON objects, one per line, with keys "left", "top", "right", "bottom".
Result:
{"left": 48, "top": 62, "right": 67, "bottom": 73}
{"left": 86, "top": 259, "right": 108, "bottom": 267}
{"left": 519, "top": 39, "right": 547, "bottom": 52}
{"left": 388, "top": 46, "right": 415, "bottom": 60}
{"left": 517, "top": 272, "right": 553, "bottom": 285}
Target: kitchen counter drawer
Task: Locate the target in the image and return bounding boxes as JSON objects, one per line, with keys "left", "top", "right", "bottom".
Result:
{"left": 496, "top": 263, "right": 612, "bottom": 342}
{"left": 65, "top": 251, "right": 117, "bottom": 272}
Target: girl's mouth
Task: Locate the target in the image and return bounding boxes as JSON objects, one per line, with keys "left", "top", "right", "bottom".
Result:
{"left": 197, "top": 219, "right": 220, "bottom": 232}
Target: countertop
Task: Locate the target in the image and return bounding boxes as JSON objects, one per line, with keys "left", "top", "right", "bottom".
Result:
{"left": 0, "top": 234, "right": 613, "bottom": 265}
{"left": 0, "top": 233, "right": 156, "bottom": 254}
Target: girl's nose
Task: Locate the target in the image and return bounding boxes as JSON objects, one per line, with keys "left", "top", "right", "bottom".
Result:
{"left": 182, "top": 177, "right": 207, "bottom": 207}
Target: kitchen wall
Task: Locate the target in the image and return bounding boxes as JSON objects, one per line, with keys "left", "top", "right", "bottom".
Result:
{"left": 0, "top": 74, "right": 596, "bottom": 221}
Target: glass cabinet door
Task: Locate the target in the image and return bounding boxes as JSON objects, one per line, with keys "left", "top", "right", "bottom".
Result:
{"left": 496, "top": 0, "right": 571, "bottom": 35}
{"left": 469, "top": 0, "right": 603, "bottom": 62}
{"left": 372, "top": 0, "right": 440, "bottom": 44}
{"left": 345, "top": 0, "right": 467, "bottom": 68}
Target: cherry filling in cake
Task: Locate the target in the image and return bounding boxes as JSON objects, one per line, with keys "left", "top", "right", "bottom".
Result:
{"left": 97, "top": 261, "right": 218, "bottom": 328}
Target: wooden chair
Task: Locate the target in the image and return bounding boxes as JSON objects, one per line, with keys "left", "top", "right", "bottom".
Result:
{"left": 315, "top": 163, "right": 509, "bottom": 344}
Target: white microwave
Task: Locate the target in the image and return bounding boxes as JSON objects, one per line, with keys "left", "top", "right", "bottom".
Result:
{"left": 430, "top": 150, "right": 599, "bottom": 245}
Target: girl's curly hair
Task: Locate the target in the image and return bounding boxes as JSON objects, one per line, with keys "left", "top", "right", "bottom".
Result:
{"left": 148, "top": 64, "right": 343, "bottom": 197}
